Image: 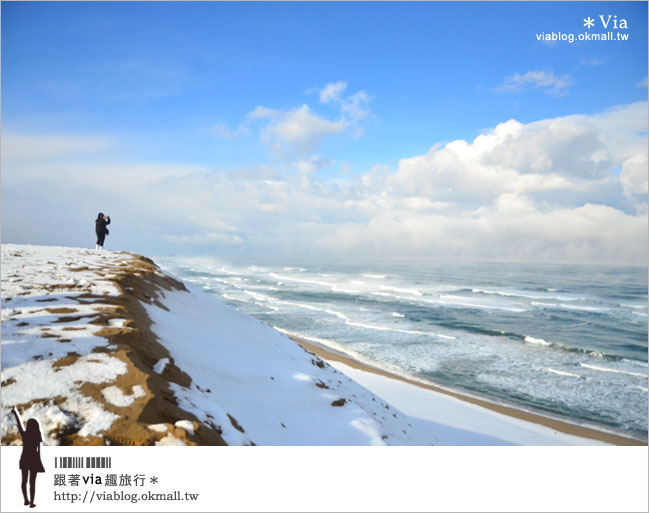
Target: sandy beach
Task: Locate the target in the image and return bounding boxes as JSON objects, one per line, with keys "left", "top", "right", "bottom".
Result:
{"left": 290, "top": 336, "right": 646, "bottom": 446}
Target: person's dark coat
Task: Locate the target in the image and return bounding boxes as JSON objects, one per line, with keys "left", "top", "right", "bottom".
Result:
{"left": 11, "top": 412, "right": 45, "bottom": 473}
{"left": 95, "top": 213, "right": 111, "bottom": 237}
{"left": 19, "top": 421, "right": 45, "bottom": 473}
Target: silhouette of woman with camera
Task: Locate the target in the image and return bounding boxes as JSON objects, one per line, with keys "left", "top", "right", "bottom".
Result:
{"left": 95, "top": 212, "right": 111, "bottom": 250}
{"left": 11, "top": 407, "right": 45, "bottom": 508}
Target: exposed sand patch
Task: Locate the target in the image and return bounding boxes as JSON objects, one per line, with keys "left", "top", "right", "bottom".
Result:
{"left": 70, "top": 258, "right": 227, "bottom": 446}
{"left": 2, "top": 251, "right": 226, "bottom": 446}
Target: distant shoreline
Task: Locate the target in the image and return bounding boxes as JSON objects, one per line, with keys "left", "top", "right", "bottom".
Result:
{"left": 288, "top": 334, "right": 646, "bottom": 446}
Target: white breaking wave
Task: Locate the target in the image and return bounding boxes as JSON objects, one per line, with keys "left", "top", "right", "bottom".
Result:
{"left": 344, "top": 320, "right": 454, "bottom": 339}
{"left": 269, "top": 273, "right": 335, "bottom": 289}
{"left": 211, "top": 277, "right": 232, "bottom": 285}
{"left": 392, "top": 312, "right": 405, "bottom": 318}
{"left": 371, "top": 291, "right": 403, "bottom": 299}
{"left": 561, "top": 304, "right": 611, "bottom": 313}
{"left": 547, "top": 368, "right": 582, "bottom": 378}
{"left": 277, "top": 301, "right": 455, "bottom": 339}
{"left": 531, "top": 301, "right": 560, "bottom": 308}
{"left": 525, "top": 336, "right": 552, "bottom": 347}
{"left": 325, "top": 309, "right": 350, "bottom": 321}
{"left": 217, "top": 267, "right": 241, "bottom": 276}
{"left": 280, "top": 301, "right": 330, "bottom": 314}
{"left": 279, "top": 302, "right": 361, "bottom": 327}
{"left": 379, "top": 285, "right": 422, "bottom": 296}
{"left": 272, "top": 327, "right": 371, "bottom": 363}
{"left": 579, "top": 363, "right": 648, "bottom": 378}
{"left": 362, "top": 274, "right": 386, "bottom": 279}
{"left": 268, "top": 273, "right": 360, "bottom": 295}
{"left": 531, "top": 301, "right": 611, "bottom": 313}
{"left": 331, "top": 286, "right": 361, "bottom": 294}
{"left": 222, "top": 293, "right": 250, "bottom": 303}
{"left": 274, "top": 327, "right": 344, "bottom": 351}
{"left": 244, "top": 290, "right": 274, "bottom": 302}
{"left": 218, "top": 278, "right": 244, "bottom": 290}
{"left": 472, "top": 288, "right": 582, "bottom": 302}
{"left": 425, "top": 297, "right": 526, "bottom": 313}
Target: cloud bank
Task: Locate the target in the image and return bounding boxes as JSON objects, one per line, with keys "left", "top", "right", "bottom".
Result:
{"left": 2, "top": 101, "right": 647, "bottom": 265}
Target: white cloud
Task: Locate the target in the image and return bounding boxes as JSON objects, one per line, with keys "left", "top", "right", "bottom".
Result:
{"left": 319, "top": 81, "right": 371, "bottom": 123}
{"left": 210, "top": 106, "right": 281, "bottom": 140}
{"left": 247, "top": 106, "right": 278, "bottom": 120}
{"left": 493, "top": 193, "right": 537, "bottom": 215}
{"left": 397, "top": 197, "right": 451, "bottom": 212}
{"left": 390, "top": 102, "right": 648, "bottom": 210}
{"left": 2, "top": 102, "right": 647, "bottom": 264}
{"left": 211, "top": 82, "right": 372, "bottom": 157}
{"left": 210, "top": 105, "right": 282, "bottom": 140}
{"left": 261, "top": 104, "right": 347, "bottom": 157}
{"left": 319, "top": 81, "right": 348, "bottom": 104}
{"left": 621, "top": 154, "right": 648, "bottom": 196}
{"left": 211, "top": 122, "right": 251, "bottom": 139}
{"left": 295, "top": 156, "right": 334, "bottom": 175}
{"left": 636, "top": 76, "right": 648, "bottom": 88}
{"left": 310, "top": 202, "right": 646, "bottom": 264}
{"left": 495, "top": 70, "right": 573, "bottom": 95}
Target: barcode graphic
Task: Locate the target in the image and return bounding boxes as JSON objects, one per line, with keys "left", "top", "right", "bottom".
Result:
{"left": 55, "top": 457, "right": 112, "bottom": 469}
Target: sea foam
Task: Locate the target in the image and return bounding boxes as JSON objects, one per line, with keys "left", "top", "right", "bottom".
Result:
{"left": 547, "top": 368, "right": 582, "bottom": 378}
{"left": 579, "top": 363, "right": 648, "bottom": 378}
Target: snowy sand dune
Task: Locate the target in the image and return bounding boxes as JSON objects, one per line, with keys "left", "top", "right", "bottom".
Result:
{"left": 1, "top": 244, "right": 218, "bottom": 446}
{"left": 1, "top": 244, "right": 433, "bottom": 445}
{"left": 1, "top": 244, "right": 618, "bottom": 445}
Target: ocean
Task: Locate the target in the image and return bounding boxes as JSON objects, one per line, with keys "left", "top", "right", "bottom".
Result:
{"left": 156, "top": 256, "right": 648, "bottom": 441}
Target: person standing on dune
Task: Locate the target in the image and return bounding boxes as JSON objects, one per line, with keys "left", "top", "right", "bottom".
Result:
{"left": 95, "top": 212, "right": 111, "bottom": 250}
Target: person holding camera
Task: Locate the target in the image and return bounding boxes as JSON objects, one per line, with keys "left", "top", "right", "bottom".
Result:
{"left": 95, "top": 212, "right": 111, "bottom": 250}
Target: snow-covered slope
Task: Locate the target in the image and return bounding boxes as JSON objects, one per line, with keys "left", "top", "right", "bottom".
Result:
{"left": 142, "top": 281, "right": 434, "bottom": 445}
{"left": 1, "top": 244, "right": 437, "bottom": 445}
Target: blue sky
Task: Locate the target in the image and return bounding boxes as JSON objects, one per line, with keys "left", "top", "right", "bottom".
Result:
{"left": 2, "top": 2, "right": 648, "bottom": 263}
